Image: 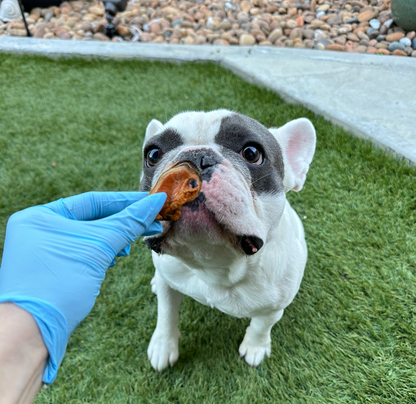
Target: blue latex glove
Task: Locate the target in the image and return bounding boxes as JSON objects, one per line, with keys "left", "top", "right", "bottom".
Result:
{"left": 0, "top": 191, "right": 166, "bottom": 383}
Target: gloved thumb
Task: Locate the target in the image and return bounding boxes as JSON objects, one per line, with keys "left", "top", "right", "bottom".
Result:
{"left": 98, "top": 192, "right": 167, "bottom": 246}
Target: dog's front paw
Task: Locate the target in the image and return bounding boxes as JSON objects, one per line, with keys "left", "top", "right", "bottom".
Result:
{"left": 147, "top": 328, "right": 180, "bottom": 371}
{"left": 238, "top": 333, "right": 271, "bottom": 367}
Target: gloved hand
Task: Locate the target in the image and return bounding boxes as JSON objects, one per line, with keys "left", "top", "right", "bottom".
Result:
{"left": 0, "top": 191, "right": 166, "bottom": 383}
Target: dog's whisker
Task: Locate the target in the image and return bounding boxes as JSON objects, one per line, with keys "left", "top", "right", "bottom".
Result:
{"left": 251, "top": 172, "right": 273, "bottom": 185}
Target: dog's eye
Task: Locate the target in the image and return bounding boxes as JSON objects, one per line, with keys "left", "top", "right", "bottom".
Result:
{"left": 146, "top": 148, "right": 162, "bottom": 167}
{"left": 241, "top": 145, "right": 263, "bottom": 165}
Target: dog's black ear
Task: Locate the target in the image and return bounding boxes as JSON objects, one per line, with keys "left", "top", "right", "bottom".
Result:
{"left": 269, "top": 118, "right": 316, "bottom": 192}
{"left": 144, "top": 119, "right": 164, "bottom": 143}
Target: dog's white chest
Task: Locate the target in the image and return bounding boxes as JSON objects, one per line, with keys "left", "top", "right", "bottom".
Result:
{"left": 152, "top": 255, "right": 270, "bottom": 318}
{"left": 152, "top": 209, "right": 306, "bottom": 319}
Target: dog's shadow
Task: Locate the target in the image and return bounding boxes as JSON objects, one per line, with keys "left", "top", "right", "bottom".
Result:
{"left": 168, "top": 297, "right": 296, "bottom": 372}
{"left": 160, "top": 287, "right": 317, "bottom": 374}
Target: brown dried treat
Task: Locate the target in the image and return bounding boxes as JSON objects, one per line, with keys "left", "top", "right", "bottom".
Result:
{"left": 149, "top": 162, "right": 202, "bottom": 221}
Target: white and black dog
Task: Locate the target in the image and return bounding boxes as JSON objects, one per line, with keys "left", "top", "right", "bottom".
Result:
{"left": 139, "top": 109, "right": 316, "bottom": 370}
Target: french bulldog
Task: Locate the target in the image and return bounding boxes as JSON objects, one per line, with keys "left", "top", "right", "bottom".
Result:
{"left": 139, "top": 109, "right": 316, "bottom": 370}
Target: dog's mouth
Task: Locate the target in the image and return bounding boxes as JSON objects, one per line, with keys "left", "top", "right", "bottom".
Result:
{"left": 239, "top": 235, "right": 264, "bottom": 255}
{"left": 183, "top": 195, "right": 264, "bottom": 255}
{"left": 145, "top": 233, "right": 264, "bottom": 256}
{"left": 146, "top": 198, "right": 264, "bottom": 256}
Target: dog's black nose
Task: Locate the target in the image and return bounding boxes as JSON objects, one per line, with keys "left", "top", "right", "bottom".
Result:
{"left": 176, "top": 149, "right": 221, "bottom": 181}
{"left": 200, "top": 154, "right": 218, "bottom": 170}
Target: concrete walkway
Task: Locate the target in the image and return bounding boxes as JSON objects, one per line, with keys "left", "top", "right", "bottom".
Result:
{"left": 1, "top": 37, "right": 415, "bottom": 165}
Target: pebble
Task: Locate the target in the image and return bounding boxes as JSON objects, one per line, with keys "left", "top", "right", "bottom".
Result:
{"left": 367, "top": 28, "right": 379, "bottom": 39}
{"left": 268, "top": 28, "right": 282, "bottom": 43}
{"left": 386, "top": 32, "right": 405, "bottom": 42}
{"left": 358, "top": 10, "right": 376, "bottom": 22}
{"left": 392, "top": 49, "right": 407, "bottom": 56}
{"left": 0, "top": 0, "right": 412, "bottom": 57}
{"left": 355, "top": 45, "right": 367, "bottom": 53}
{"left": 317, "top": 4, "right": 330, "bottom": 12}
{"left": 346, "top": 17, "right": 359, "bottom": 24}
{"left": 369, "top": 19, "right": 380, "bottom": 29}
{"left": 347, "top": 33, "right": 360, "bottom": 42}
{"left": 383, "top": 19, "right": 393, "bottom": 29}
{"left": 239, "top": 34, "right": 255, "bottom": 46}
{"left": 377, "top": 48, "right": 390, "bottom": 55}
{"left": 326, "top": 44, "right": 345, "bottom": 51}
{"left": 88, "top": 6, "right": 104, "bottom": 16}
{"left": 315, "top": 39, "right": 330, "bottom": 50}
{"left": 357, "top": 31, "right": 369, "bottom": 41}
{"left": 213, "top": 39, "right": 229, "bottom": 46}
{"left": 388, "top": 41, "right": 405, "bottom": 52}
{"left": 399, "top": 37, "right": 411, "bottom": 47}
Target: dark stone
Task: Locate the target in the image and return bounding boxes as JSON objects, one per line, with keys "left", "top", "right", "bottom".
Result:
{"left": 367, "top": 27, "right": 379, "bottom": 39}
{"left": 379, "top": 25, "right": 388, "bottom": 35}
{"left": 346, "top": 17, "right": 359, "bottom": 24}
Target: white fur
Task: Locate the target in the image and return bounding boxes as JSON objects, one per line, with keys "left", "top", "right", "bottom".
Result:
{"left": 142, "top": 110, "right": 315, "bottom": 370}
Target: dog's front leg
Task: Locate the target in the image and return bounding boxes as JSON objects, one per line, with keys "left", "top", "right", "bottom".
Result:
{"left": 148, "top": 270, "right": 183, "bottom": 371}
{"left": 238, "top": 309, "right": 284, "bottom": 367}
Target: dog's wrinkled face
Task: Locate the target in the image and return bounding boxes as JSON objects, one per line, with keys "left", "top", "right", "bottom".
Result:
{"left": 139, "top": 110, "right": 314, "bottom": 269}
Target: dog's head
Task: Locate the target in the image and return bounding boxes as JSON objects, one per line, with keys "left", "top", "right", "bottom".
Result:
{"left": 139, "top": 110, "right": 315, "bottom": 268}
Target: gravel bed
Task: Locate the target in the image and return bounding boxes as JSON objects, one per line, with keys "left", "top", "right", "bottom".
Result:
{"left": 1, "top": 0, "right": 416, "bottom": 57}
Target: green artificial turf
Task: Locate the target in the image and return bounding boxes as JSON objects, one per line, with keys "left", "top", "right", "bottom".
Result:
{"left": 0, "top": 53, "right": 415, "bottom": 404}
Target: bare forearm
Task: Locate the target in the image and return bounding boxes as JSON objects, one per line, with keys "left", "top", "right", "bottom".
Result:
{"left": 0, "top": 303, "right": 48, "bottom": 404}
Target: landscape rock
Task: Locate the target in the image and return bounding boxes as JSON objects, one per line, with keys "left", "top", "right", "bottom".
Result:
{"left": 392, "top": 49, "right": 407, "bottom": 56}
{"left": 0, "top": 0, "right": 411, "bottom": 57}
{"left": 326, "top": 44, "right": 346, "bottom": 51}
{"left": 358, "top": 10, "right": 376, "bottom": 22}
{"left": 239, "top": 33, "right": 255, "bottom": 46}
{"left": 386, "top": 32, "right": 405, "bottom": 42}
{"left": 399, "top": 37, "right": 411, "bottom": 47}
{"left": 388, "top": 41, "right": 405, "bottom": 52}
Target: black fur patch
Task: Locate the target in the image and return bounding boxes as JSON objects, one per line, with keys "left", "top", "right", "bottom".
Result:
{"left": 139, "top": 129, "right": 184, "bottom": 192}
{"left": 215, "top": 114, "right": 284, "bottom": 195}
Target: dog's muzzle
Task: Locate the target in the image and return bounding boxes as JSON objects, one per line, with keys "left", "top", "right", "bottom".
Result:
{"left": 174, "top": 149, "right": 221, "bottom": 182}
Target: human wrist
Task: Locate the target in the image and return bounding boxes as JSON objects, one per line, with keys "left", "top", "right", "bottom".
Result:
{"left": 0, "top": 296, "right": 69, "bottom": 384}
{"left": 0, "top": 303, "right": 48, "bottom": 404}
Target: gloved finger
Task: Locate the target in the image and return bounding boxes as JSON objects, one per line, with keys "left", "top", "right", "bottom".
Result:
{"left": 142, "top": 220, "right": 163, "bottom": 237}
{"left": 116, "top": 245, "right": 131, "bottom": 257}
{"left": 100, "top": 193, "right": 167, "bottom": 243}
{"left": 44, "top": 192, "right": 150, "bottom": 221}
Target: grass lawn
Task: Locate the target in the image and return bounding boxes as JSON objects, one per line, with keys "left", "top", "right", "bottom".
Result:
{"left": 0, "top": 53, "right": 415, "bottom": 403}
